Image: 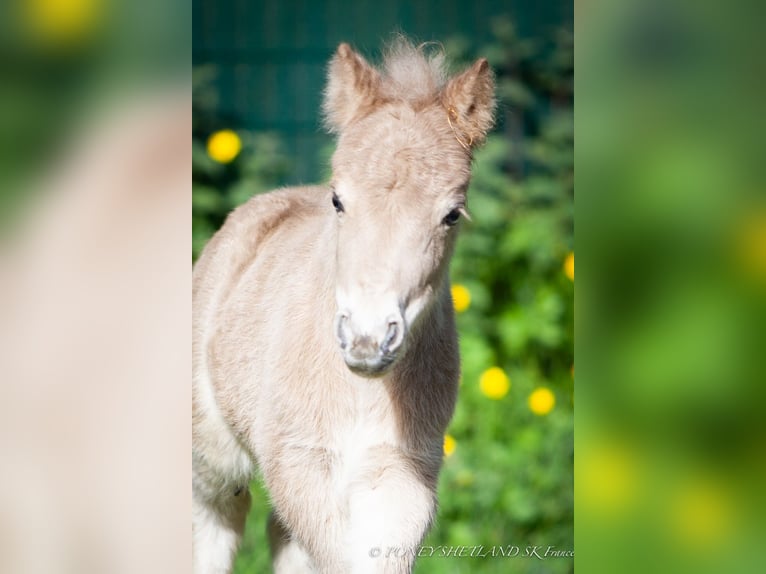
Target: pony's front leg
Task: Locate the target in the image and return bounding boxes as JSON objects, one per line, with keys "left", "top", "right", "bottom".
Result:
{"left": 192, "top": 488, "right": 251, "bottom": 574}
{"left": 264, "top": 448, "right": 350, "bottom": 574}
{"left": 267, "top": 510, "right": 316, "bottom": 573}
{"left": 344, "top": 459, "right": 437, "bottom": 574}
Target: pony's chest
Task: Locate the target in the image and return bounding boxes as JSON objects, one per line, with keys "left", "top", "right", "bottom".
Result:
{"left": 327, "top": 390, "right": 400, "bottom": 483}
{"left": 327, "top": 406, "right": 400, "bottom": 486}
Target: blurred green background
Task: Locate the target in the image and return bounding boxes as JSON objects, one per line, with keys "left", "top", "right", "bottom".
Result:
{"left": 194, "top": 2, "right": 573, "bottom": 573}
{"left": 576, "top": 2, "right": 766, "bottom": 574}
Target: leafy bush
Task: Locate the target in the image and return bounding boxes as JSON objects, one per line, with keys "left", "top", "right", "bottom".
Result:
{"left": 192, "top": 66, "right": 292, "bottom": 260}
{"left": 420, "top": 17, "right": 573, "bottom": 574}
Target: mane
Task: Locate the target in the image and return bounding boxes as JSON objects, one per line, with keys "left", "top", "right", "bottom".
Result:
{"left": 323, "top": 36, "right": 493, "bottom": 140}
{"left": 378, "top": 38, "right": 448, "bottom": 106}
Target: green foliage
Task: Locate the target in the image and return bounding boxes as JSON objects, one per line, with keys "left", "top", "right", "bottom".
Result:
{"left": 193, "top": 67, "right": 292, "bottom": 260}
{"left": 193, "top": 17, "right": 573, "bottom": 574}
{"left": 420, "top": 17, "right": 573, "bottom": 574}
{"left": 192, "top": 131, "right": 291, "bottom": 259}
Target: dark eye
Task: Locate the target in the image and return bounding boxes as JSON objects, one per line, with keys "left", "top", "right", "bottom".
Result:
{"left": 332, "top": 192, "right": 344, "bottom": 214}
{"left": 443, "top": 209, "right": 461, "bottom": 226}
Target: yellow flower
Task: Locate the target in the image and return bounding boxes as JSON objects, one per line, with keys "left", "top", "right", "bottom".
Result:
{"left": 450, "top": 284, "right": 471, "bottom": 313}
{"left": 578, "top": 441, "right": 637, "bottom": 515}
{"left": 670, "top": 479, "right": 733, "bottom": 548}
{"left": 207, "top": 129, "right": 242, "bottom": 164}
{"left": 736, "top": 210, "right": 766, "bottom": 281}
{"left": 443, "top": 434, "right": 456, "bottom": 457}
{"left": 25, "top": 0, "right": 102, "bottom": 45}
{"left": 528, "top": 387, "right": 555, "bottom": 415}
{"left": 563, "top": 252, "right": 574, "bottom": 281}
{"left": 479, "top": 367, "right": 510, "bottom": 400}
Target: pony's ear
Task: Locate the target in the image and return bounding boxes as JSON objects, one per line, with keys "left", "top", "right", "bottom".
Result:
{"left": 323, "top": 43, "right": 382, "bottom": 133}
{"left": 441, "top": 58, "right": 496, "bottom": 148}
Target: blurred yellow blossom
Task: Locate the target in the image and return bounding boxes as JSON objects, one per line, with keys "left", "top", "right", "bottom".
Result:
{"left": 735, "top": 210, "right": 766, "bottom": 281}
{"left": 451, "top": 283, "right": 471, "bottom": 313}
{"left": 670, "top": 479, "right": 733, "bottom": 548}
{"left": 528, "top": 387, "right": 555, "bottom": 415}
{"left": 578, "top": 441, "right": 638, "bottom": 515}
{"left": 443, "top": 434, "right": 456, "bottom": 457}
{"left": 207, "top": 129, "right": 242, "bottom": 164}
{"left": 563, "top": 252, "right": 574, "bottom": 281}
{"left": 479, "top": 367, "right": 510, "bottom": 400}
{"left": 25, "top": 0, "right": 102, "bottom": 45}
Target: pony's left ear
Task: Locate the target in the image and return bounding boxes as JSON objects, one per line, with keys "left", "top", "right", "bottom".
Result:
{"left": 441, "top": 58, "right": 496, "bottom": 148}
{"left": 323, "top": 43, "right": 382, "bottom": 133}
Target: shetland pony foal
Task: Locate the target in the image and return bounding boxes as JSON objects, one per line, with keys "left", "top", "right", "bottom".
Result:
{"left": 193, "top": 40, "right": 495, "bottom": 573}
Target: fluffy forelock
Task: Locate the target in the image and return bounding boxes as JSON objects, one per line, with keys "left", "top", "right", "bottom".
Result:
{"left": 378, "top": 38, "right": 448, "bottom": 106}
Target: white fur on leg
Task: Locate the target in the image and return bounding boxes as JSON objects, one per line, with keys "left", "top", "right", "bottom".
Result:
{"left": 345, "top": 475, "right": 435, "bottom": 574}
{"left": 268, "top": 511, "right": 316, "bottom": 573}
{"left": 271, "top": 537, "right": 315, "bottom": 573}
{"left": 193, "top": 495, "right": 249, "bottom": 574}
{"left": 272, "top": 540, "right": 316, "bottom": 574}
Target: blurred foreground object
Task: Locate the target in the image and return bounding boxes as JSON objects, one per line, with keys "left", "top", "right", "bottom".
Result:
{"left": 0, "top": 91, "right": 191, "bottom": 573}
{"left": 1, "top": 1, "right": 189, "bottom": 572}
{"left": 577, "top": 1, "right": 766, "bottom": 573}
{"left": 22, "top": 0, "right": 104, "bottom": 47}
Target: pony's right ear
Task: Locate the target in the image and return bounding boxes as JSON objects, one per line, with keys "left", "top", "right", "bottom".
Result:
{"left": 323, "top": 43, "right": 381, "bottom": 133}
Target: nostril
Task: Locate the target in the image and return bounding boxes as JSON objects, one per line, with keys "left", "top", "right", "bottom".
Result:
{"left": 381, "top": 322, "right": 397, "bottom": 353}
{"left": 381, "top": 320, "right": 402, "bottom": 355}
{"left": 335, "top": 314, "right": 349, "bottom": 350}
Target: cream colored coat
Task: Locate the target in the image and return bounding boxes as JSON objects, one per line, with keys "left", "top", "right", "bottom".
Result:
{"left": 193, "top": 39, "right": 495, "bottom": 574}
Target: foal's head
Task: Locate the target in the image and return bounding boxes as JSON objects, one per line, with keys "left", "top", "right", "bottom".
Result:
{"left": 323, "top": 40, "right": 495, "bottom": 376}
